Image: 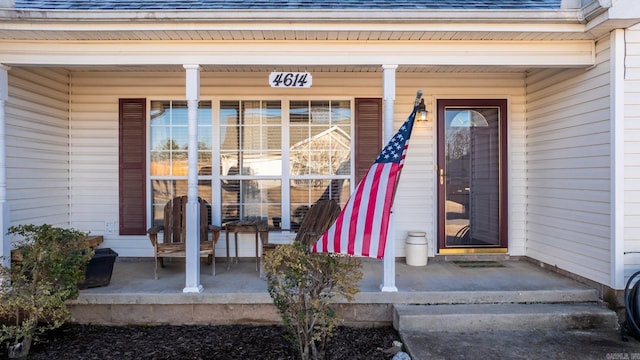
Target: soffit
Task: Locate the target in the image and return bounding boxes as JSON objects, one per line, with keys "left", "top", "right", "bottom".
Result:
{"left": 59, "top": 64, "right": 533, "bottom": 73}
{"left": 0, "top": 29, "right": 596, "bottom": 41}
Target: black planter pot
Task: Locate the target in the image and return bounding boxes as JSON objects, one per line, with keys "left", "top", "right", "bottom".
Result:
{"left": 79, "top": 248, "right": 118, "bottom": 289}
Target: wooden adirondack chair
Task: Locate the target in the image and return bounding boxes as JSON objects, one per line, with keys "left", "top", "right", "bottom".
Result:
{"left": 147, "top": 195, "right": 221, "bottom": 279}
{"left": 260, "top": 199, "right": 342, "bottom": 279}
{"left": 293, "top": 199, "right": 342, "bottom": 247}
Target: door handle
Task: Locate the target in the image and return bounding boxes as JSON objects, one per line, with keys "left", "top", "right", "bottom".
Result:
{"left": 440, "top": 169, "right": 444, "bottom": 185}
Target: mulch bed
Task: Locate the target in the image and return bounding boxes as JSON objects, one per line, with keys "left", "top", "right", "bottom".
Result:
{"left": 2, "top": 324, "right": 401, "bottom": 359}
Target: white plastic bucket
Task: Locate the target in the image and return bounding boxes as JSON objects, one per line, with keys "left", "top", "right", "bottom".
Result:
{"left": 406, "top": 231, "right": 428, "bottom": 266}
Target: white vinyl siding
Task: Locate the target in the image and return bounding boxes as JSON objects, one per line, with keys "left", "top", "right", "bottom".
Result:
{"left": 624, "top": 25, "right": 640, "bottom": 282}
{"left": 6, "top": 67, "right": 71, "bottom": 228}
{"left": 525, "top": 36, "right": 612, "bottom": 285}
{"left": 69, "top": 70, "right": 527, "bottom": 258}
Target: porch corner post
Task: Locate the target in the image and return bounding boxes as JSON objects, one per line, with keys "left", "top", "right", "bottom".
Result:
{"left": 0, "top": 65, "right": 9, "bottom": 269}
{"left": 381, "top": 65, "right": 398, "bottom": 292}
{"left": 610, "top": 29, "right": 625, "bottom": 290}
{"left": 183, "top": 65, "right": 203, "bottom": 293}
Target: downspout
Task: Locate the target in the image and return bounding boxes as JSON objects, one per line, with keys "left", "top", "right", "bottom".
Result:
{"left": 68, "top": 70, "right": 72, "bottom": 229}
{"left": 611, "top": 29, "right": 625, "bottom": 290}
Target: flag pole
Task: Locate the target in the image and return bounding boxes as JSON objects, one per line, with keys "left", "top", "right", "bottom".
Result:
{"left": 389, "top": 89, "right": 422, "bottom": 207}
{"left": 381, "top": 89, "right": 422, "bottom": 292}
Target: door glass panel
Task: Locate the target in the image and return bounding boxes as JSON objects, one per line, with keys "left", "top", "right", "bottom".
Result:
{"left": 444, "top": 108, "right": 500, "bottom": 247}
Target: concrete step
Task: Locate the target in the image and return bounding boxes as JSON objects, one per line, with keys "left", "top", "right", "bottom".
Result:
{"left": 393, "top": 303, "right": 619, "bottom": 333}
{"left": 358, "top": 288, "right": 601, "bottom": 305}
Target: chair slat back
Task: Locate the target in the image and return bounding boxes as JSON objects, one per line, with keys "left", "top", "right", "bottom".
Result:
{"left": 294, "top": 199, "right": 342, "bottom": 247}
{"left": 163, "top": 195, "right": 210, "bottom": 243}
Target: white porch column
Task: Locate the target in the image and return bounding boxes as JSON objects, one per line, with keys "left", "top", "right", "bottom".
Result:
{"left": 0, "top": 65, "right": 9, "bottom": 269}
{"left": 381, "top": 65, "right": 398, "bottom": 292}
{"left": 183, "top": 65, "right": 203, "bottom": 293}
{"left": 610, "top": 29, "right": 625, "bottom": 290}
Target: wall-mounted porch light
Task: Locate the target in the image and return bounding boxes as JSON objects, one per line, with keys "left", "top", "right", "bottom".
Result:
{"left": 417, "top": 98, "right": 428, "bottom": 121}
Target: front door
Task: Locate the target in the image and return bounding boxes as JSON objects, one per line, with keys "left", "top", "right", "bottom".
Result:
{"left": 437, "top": 99, "right": 508, "bottom": 253}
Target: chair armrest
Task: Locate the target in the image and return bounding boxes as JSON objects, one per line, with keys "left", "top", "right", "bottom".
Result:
{"left": 208, "top": 225, "right": 222, "bottom": 243}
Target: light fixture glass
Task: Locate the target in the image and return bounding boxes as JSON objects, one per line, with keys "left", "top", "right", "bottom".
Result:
{"left": 417, "top": 98, "right": 428, "bottom": 121}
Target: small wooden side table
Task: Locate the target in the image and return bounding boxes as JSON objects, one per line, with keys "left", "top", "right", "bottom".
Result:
{"left": 224, "top": 217, "right": 269, "bottom": 271}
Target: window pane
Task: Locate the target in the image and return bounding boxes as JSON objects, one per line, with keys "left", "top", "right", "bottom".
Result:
{"left": 331, "top": 100, "right": 351, "bottom": 124}
{"left": 289, "top": 126, "right": 309, "bottom": 148}
{"left": 150, "top": 151, "right": 169, "bottom": 176}
{"left": 150, "top": 126, "right": 171, "bottom": 151}
{"left": 171, "top": 151, "right": 188, "bottom": 176}
{"left": 221, "top": 126, "right": 239, "bottom": 152}
{"left": 172, "top": 101, "right": 188, "bottom": 126}
{"left": 172, "top": 126, "right": 188, "bottom": 149}
{"left": 290, "top": 101, "right": 309, "bottom": 123}
{"left": 198, "top": 126, "right": 212, "bottom": 151}
{"left": 150, "top": 101, "right": 171, "bottom": 125}
{"left": 199, "top": 101, "right": 212, "bottom": 127}
{"left": 242, "top": 101, "right": 261, "bottom": 126}
{"left": 264, "top": 101, "right": 282, "bottom": 126}
{"left": 198, "top": 151, "right": 212, "bottom": 175}
{"left": 310, "top": 101, "right": 330, "bottom": 124}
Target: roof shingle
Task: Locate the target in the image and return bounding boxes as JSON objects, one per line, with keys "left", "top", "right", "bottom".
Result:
{"left": 15, "top": 0, "right": 562, "bottom": 11}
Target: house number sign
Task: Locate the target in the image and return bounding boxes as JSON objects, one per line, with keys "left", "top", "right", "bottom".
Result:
{"left": 269, "top": 72, "right": 312, "bottom": 88}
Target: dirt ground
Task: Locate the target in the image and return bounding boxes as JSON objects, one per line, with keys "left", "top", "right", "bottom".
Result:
{"left": 2, "top": 324, "right": 401, "bottom": 359}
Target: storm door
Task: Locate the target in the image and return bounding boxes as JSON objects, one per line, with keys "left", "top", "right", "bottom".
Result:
{"left": 437, "top": 99, "right": 508, "bottom": 253}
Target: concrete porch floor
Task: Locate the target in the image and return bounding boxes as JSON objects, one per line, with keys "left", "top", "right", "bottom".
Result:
{"left": 69, "top": 256, "right": 604, "bottom": 326}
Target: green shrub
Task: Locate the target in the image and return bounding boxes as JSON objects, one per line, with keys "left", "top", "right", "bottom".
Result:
{"left": 0, "top": 224, "right": 94, "bottom": 358}
{"left": 264, "top": 241, "right": 362, "bottom": 360}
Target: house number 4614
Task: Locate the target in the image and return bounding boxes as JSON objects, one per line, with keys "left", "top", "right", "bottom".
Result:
{"left": 269, "top": 72, "right": 313, "bottom": 88}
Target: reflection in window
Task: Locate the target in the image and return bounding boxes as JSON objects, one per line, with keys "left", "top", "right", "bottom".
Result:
{"left": 149, "top": 100, "right": 212, "bottom": 226}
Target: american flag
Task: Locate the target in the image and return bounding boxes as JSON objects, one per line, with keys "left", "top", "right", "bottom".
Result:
{"left": 312, "top": 100, "right": 418, "bottom": 258}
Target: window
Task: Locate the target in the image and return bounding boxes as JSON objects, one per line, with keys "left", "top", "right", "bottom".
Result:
{"left": 220, "top": 99, "right": 351, "bottom": 230}
{"left": 146, "top": 98, "right": 354, "bottom": 231}
{"left": 149, "top": 100, "right": 212, "bottom": 226}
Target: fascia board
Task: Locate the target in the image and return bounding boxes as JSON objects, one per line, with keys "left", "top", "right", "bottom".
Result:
{"left": 0, "top": 39, "right": 595, "bottom": 68}
{"left": 0, "top": 20, "right": 588, "bottom": 34}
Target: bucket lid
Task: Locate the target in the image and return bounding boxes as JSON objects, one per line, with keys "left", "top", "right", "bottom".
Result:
{"left": 408, "top": 232, "right": 426, "bottom": 237}
{"left": 407, "top": 232, "right": 427, "bottom": 245}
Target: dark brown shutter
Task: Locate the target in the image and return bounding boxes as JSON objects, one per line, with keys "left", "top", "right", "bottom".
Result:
{"left": 119, "top": 98, "right": 147, "bottom": 235}
{"left": 354, "top": 98, "right": 382, "bottom": 184}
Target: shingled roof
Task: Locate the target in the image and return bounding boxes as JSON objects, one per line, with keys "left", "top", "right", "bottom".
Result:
{"left": 15, "top": 0, "right": 562, "bottom": 10}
